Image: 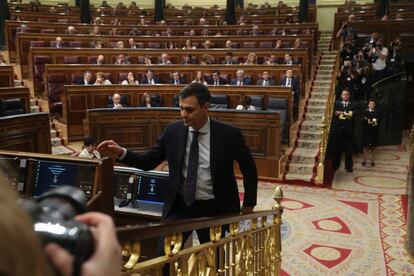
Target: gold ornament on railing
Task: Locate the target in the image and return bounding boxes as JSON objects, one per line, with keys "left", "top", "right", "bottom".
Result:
{"left": 164, "top": 233, "right": 183, "bottom": 257}
{"left": 122, "top": 241, "right": 141, "bottom": 270}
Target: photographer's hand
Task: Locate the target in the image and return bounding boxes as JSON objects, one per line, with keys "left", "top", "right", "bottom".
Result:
{"left": 45, "top": 212, "right": 121, "bottom": 276}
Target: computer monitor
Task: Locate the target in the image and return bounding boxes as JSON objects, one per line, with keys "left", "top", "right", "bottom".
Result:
{"left": 32, "top": 160, "right": 96, "bottom": 199}
{"left": 113, "top": 166, "right": 168, "bottom": 217}
{"left": 0, "top": 156, "right": 28, "bottom": 192}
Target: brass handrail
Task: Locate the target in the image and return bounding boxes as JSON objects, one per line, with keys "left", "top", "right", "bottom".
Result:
{"left": 119, "top": 186, "right": 284, "bottom": 275}
{"left": 315, "top": 52, "right": 340, "bottom": 185}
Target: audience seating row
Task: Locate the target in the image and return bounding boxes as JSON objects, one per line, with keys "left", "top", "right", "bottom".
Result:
{"left": 62, "top": 84, "right": 292, "bottom": 141}
{"left": 0, "top": 87, "right": 30, "bottom": 114}
{"left": 6, "top": 20, "right": 318, "bottom": 61}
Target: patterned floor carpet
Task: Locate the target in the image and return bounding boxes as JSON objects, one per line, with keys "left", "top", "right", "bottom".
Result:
{"left": 252, "top": 140, "right": 413, "bottom": 275}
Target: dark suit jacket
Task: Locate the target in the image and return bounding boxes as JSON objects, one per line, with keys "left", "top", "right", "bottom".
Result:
{"left": 230, "top": 78, "right": 252, "bottom": 85}
{"left": 75, "top": 79, "right": 93, "bottom": 85}
{"left": 280, "top": 76, "right": 300, "bottom": 94}
{"left": 122, "top": 119, "right": 258, "bottom": 219}
{"left": 331, "top": 101, "right": 355, "bottom": 136}
{"left": 256, "top": 79, "right": 275, "bottom": 86}
{"left": 222, "top": 60, "right": 237, "bottom": 65}
{"left": 207, "top": 77, "right": 228, "bottom": 85}
{"left": 140, "top": 76, "right": 161, "bottom": 84}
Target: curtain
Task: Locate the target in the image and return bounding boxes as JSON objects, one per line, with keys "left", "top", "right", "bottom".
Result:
{"left": 0, "top": 0, "right": 10, "bottom": 48}
{"left": 154, "top": 0, "right": 164, "bottom": 22}
{"left": 299, "top": 0, "right": 309, "bottom": 23}
{"left": 80, "top": 0, "right": 91, "bottom": 24}
{"left": 376, "top": 0, "right": 390, "bottom": 18}
{"left": 225, "top": 0, "right": 236, "bottom": 25}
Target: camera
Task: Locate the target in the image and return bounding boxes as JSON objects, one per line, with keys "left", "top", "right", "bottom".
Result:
{"left": 21, "top": 186, "right": 94, "bottom": 270}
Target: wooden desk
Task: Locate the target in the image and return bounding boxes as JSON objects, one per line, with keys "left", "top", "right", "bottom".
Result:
{"left": 87, "top": 107, "right": 282, "bottom": 179}
{"left": 0, "top": 112, "right": 51, "bottom": 153}
{"left": 0, "top": 65, "right": 14, "bottom": 87}
{"left": 62, "top": 84, "right": 292, "bottom": 141}
{"left": 0, "top": 87, "right": 30, "bottom": 113}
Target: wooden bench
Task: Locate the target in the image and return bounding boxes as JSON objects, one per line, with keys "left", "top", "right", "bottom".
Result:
{"left": 87, "top": 107, "right": 282, "bottom": 179}
{"left": 0, "top": 112, "right": 51, "bottom": 153}
{"left": 26, "top": 45, "right": 310, "bottom": 80}
{"left": 337, "top": 2, "right": 414, "bottom": 13}
{"left": 62, "top": 84, "right": 292, "bottom": 141}
{"left": 6, "top": 20, "right": 318, "bottom": 61}
{"left": 0, "top": 87, "right": 30, "bottom": 112}
{"left": 0, "top": 66, "right": 14, "bottom": 87}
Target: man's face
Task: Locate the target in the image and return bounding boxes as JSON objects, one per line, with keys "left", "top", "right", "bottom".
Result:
{"left": 113, "top": 95, "right": 121, "bottom": 104}
{"left": 341, "top": 91, "right": 350, "bottom": 101}
{"left": 147, "top": 71, "right": 153, "bottom": 79}
{"left": 237, "top": 72, "right": 244, "bottom": 80}
{"left": 212, "top": 72, "right": 219, "bottom": 80}
{"left": 368, "top": 101, "right": 375, "bottom": 110}
{"left": 85, "top": 73, "right": 92, "bottom": 81}
{"left": 263, "top": 72, "right": 270, "bottom": 80}
{"left": 284, "top": 54, "right": 291, "bottom": 62}
{"left": 179, "top": 95, "right": 208, "bottom": 130}
{"left": 173, "top": 73, "right": 179, "bottom": 80}
{"left": 286, "top": 70, "right": 293, "bottom": 78}
{"left": 129, "top": 39, "right": 134, "bottom": 46}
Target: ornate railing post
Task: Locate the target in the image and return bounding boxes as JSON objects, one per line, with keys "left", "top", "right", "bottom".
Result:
{"left": 272, "top": 186, "right": 284, "bottom": 275}
{"left": 315, "top": 117, "right": 326, "bottom": 185}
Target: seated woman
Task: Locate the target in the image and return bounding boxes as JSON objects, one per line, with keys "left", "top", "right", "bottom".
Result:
{"left": 140, "top": 92, "right": 159, "bottom": 107}
{"left": 121, "top": 72, "right": 139, "bottom": 85}
{"left": 236, "top": 96, "right": 256, "bottom": 111}
{"left": 183, "top": 39, "right": 196, "bottom": 50}
{"left": 79, "top": 136, "right": 101, "bottom": 159}
{"left": 192, "top": 71, "right": 208, "bottom": 86}
{"left": 244, "top": 53, "right": 258, "bottom": 65}
{"left": 94, "top": 72, "right": 112, "bottom": 85}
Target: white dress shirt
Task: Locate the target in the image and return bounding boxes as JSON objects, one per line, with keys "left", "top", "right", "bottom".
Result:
{"left": 181, "top": 117, "right": 214, "bottom": 200}
{"left": 285, "top": 78, "right": 292, "bottom": 87}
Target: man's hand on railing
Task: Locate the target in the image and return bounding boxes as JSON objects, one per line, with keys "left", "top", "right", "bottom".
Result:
{"left": 241, "top": 205, "right": 254, "bottom": 214}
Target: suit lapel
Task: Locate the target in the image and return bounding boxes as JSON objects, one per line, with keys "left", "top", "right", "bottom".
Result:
{"left": 176, "top": 123, "right": 188, "bottom": 174}
{"left": 209, "top": 119, "right": 219, "bottom": 184}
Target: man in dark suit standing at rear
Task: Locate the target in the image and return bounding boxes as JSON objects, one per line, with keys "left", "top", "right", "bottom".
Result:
{"left": 331, "top": 89, "right": 355, "bottom": 172}
{"left": 98, "top": 83, "right": 257, "bottom": 243}
{"left": 280, "top": 69, "right": 300, "bottom": 119}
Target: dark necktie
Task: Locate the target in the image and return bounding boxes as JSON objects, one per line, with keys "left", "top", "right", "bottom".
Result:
{"left": 183, "top": 131, "right": 200, "bottom": 206}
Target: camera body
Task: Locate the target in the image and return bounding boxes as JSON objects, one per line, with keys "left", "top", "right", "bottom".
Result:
{"left": 21, "top": 186, "right": 94, "bottom": 267}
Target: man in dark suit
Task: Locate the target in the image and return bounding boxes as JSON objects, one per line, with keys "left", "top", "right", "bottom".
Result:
{"left": 230, "top": 69, "right": 252, "bottom": 86}
{"left": 98, "top": 83, "right": 257, "bottom": 244}
{"left": 170, "top": 71, "right": 185, "bottom": 85}
{"left": 256, "top": 71, "right": 275, "bottom": 86}
{"left": 222, "top": 52, "right": 237, "bottom": 65}
{"left": 141, "top": 69, "right": 161, "bottom": 84}
{"left": 76, "top": 71, "right": 93, "bottom": 85}
{"left": 207, "top": 71, "right": 227, "bottom": 86}
{"left": 331, "top": 89, "right": 355, "bottom": 172}
{"left": 280, "top": 69, "right": 300, "bottom": 119}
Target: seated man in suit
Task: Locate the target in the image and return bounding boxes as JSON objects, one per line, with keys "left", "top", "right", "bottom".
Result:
{"left": 158, "top": 53, "right": 172, "bottom": 65}
{"left": 114, "top": 54, "right": 130, "bottom": 65}
{"left": 128, "top": 38, "right": 138, "bottom": 49}
{"left": 98, "top": 83, "right": 257, "bottom": 246}
{"left": 256, "top": 71, "right": 275, "bottom": 86}
{"left": 222, "top": 52, "right": 237, "bottom": 65}
{"left": 230, "top": 69, "right": 252, "bottom": 86}
{"left": 52, "top": 36, "right": 64, "bottom": 48}
{"left": 141, "top": 69, "right": 161, "bottom": 84}
{"left": 171, "top": 71, "right": 185, "bottom": 85}
{"left": 280, "top": 69, "right": 300, "bottom": 118}
{"left": 283, "top": 53, "right": 294, "bottom": 65}
{"left": 109, "top": 93, "right": 127, "bottom": 109}
{"left": 76, "top": 71, "right": 93, "bottom": 85}
{"left": 208, "top": 71, "right": 227, "bottom": 86}
{"left": 96, "top": 55, "right": 105, "bottom": 65}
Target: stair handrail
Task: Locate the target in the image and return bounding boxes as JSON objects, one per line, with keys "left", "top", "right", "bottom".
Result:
{"left": 118, "top": 186, "right": 284, "bottom": 275}
{"left": 316, "top": 51, "right": 340, "bottom": 185}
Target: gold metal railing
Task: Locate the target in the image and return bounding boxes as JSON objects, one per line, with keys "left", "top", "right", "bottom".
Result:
{"left": 315, "top": 52, "right": 340, "bottom": 185}
{"left": 118, "top": 186, "right": 284, "bottom": 275}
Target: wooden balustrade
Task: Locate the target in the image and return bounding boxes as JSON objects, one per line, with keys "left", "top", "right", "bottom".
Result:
{"left": 0, "top": 66, "right": 14, "bottom": 87}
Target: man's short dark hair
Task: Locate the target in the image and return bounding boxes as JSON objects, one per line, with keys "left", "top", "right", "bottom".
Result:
{"left": 179, "top": 83, "right": 211, "bottom": 106}
{"left": 84, "top": 136, "right": 96, "bottom": 146}
{"left": 212, "top": 71, "right": 220, "bottom": 75}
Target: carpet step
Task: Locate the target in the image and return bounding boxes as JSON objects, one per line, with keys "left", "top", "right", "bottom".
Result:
{"left": 304, "top": 114, "right": 325, "bottom": 122}
{"left": 50, "top": 129, "right": 57, "bottom": 138}
{"left": 306, "top": 106, "right": 326, "bottom": 113}
{"left": 289, "top": 149, "right": 319, "bottom": 163}
{"left": 284, "top": 172, "right": 314, "bottom": 182}
{"left": 311, "top": 93, "right": 328, "bottom": 99}
{"left": 298, "top": 130, "right": 322, "bottom": 140}
{"left": 30, "top": 105, "right": 40, "bottom": 113}
{"left": 297, "top": 139, "right": 320, "bottom": 149}
{"left": 51, "top": 137, "right": 62, "bottom": 146}
{"left": 300, "top": 122, "right": 323, "bottom": 132}
{"left": 286, "top": 162, "right": 315, "bottom": 174}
